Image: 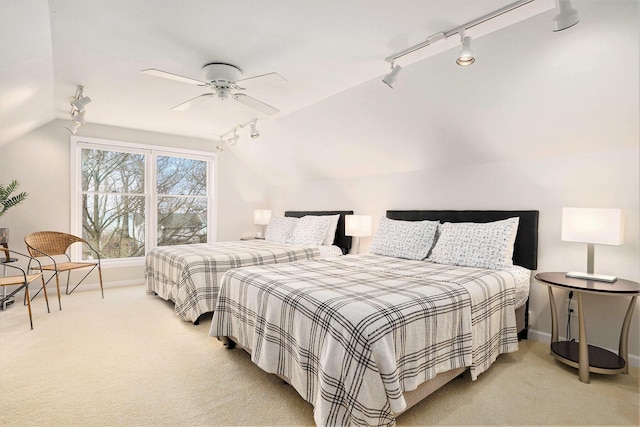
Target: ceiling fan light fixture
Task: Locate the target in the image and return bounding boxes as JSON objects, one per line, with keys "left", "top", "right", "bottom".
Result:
{"left": 142, "top": 62, "right": 283, "bottom": 115}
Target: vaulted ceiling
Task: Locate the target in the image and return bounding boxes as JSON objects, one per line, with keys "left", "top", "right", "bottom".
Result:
{"left": 2, "top": 0, "right": 555, "bottom": 144}
{"left": 2, "top": 1, "right": 638, "bottom": 186}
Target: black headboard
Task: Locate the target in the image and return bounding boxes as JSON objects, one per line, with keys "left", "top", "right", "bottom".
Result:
{"left": 285, "top": 211, "right": 354, "bottom": 255}
{"left": 386, "top": 210, "right": 539, "bottom": 270}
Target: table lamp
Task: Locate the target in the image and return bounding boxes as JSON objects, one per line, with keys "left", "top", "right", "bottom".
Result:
{"left": 253, "top": 209, "right": 272, "bottom": 239}
{"left": 561, "top": 207, "right": 624, "bottom": 282}
{"left": 345, "top": 215, "right": 372, "bottom": 254}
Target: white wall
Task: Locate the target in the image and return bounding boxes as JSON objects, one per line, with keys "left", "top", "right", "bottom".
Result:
{"left": 0, "top": 119, "right": 268, "bottom": 283}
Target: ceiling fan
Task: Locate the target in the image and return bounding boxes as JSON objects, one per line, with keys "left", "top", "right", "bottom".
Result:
{"left": 142, "top": 62, "right": 286, "bottom": 115}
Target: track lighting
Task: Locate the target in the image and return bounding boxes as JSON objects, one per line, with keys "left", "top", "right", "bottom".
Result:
{"left": 456, "top": 31, "right": 475, "bottom": 66}
{"left": 229, "top": 131, "right": 239, "bottom": 146}
{"left": 70, "top": 86, "right": 92, "bottom": 112}
{"left": 72, "top": 111, "right": 86, "bottom": 125}
{"left": 65, "top": 121, "right": 81, "bottom": 134}
{"left": 217, "top": 119, "right": 262, "bottom": 152}
{"left": 552, "top": 0, "right": 579, "bottom": 32}
{"left": 66, "top": 85, "right": 90, "bottom": 134}
{"left": 250, "top": 121, "right": 260, "bottom": 139}
{"left": 381, "top": 63, "right": 402, "bottom": 88}
{"left": 382, "top": 0, "right": 576, "bottom": 83}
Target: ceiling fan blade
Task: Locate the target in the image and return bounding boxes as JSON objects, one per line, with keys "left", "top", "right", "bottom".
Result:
{"left": 142, "top": 69, "right": 206, "bottom": 86}
{"left": 171, "top": 94, "right": 214, "bottom": 111}
{"left": 235, "top": 72, "right": 287, "bottom": 90}
{"left": 233, "top": 93, "right": 280, "bottom": 115}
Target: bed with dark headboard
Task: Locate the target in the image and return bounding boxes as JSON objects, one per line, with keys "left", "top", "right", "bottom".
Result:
{"left": 145, "top": 210, "right": 353, "bottom": 323}
{"left": 387, "top": 210, "right": 539, "bottom": 339}
{"left": 285, "top": 210, "right": 353, "bottom": 255}
{"left": 210, "top": 209, "right": 539, "bottom": 426}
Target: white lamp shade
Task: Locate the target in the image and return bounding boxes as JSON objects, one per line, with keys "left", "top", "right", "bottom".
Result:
{"left": 253, "top": 209, "right": 272, "bottom": 225}
{"left": 345, "top": 215, "right": 372, "bottom": 237}
{"left": 561, "top": 208, "right": 624, "bottom": 245}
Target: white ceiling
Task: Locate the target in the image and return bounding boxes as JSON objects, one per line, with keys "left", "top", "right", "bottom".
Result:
{"left": 1, "top": 0, "right": 555, "bottom": 145}
{"left": 3, "top": 1, "right": 637, "bottom": 188}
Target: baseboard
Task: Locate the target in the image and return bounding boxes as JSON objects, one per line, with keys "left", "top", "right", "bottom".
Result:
{"left": 528, "top": 328, "right": 640, "bottom": 368}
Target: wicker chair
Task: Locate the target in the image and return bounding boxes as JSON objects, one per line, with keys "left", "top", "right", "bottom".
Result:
{"left": 24, "top": 231, "right": 104, "bottom": 309}
{"left": 1, "top": 247, "right": 49, "bottom": 330}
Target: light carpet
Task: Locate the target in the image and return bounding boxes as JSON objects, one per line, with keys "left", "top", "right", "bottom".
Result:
{"left": 0, "top": 284, "right": 638, "bottom": 426}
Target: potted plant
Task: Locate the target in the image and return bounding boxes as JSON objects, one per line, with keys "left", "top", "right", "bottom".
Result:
{"left": 0, "top": 179, "right": 28, "bottom": 245}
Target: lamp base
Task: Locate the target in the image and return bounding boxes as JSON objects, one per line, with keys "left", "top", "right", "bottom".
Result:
{"left": 566, "top": 271, "right": 617, "bottom": 283}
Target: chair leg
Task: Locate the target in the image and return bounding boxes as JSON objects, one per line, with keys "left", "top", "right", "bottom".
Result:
{"left": 98, "top": 265, "right": 104, "bottom": 299}
{"left": 40, "top": 275, "right": 50, "bottom": 313}
{"left": 24, "top": 284, "right": 33, "bottom": 330}
{"left": 54, "top": 272, "right": 62, "bottom": 310}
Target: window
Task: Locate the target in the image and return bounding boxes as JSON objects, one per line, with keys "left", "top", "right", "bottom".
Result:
{"left": 71, "top": 137, "right": 216, "bottom": 263}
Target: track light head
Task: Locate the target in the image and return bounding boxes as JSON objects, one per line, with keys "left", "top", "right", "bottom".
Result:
{"left": 553, "top": 0, "right": 579, "bottom": 31}
{"left": 250, "top": 122, "right": 260, "bottom": 139}
{"left": 70, "top": 96, "right": 91, "bottom": 112}
{"left": 456, "top": 34, "right": 475, "bottom": 66}
{"left": 382, "top": 64, "right": 402, "bottom": 88}
{"left": 66, "top": 121, "right": 81, "bottom": 134}
{"left": 72, "top": 111, "right": 86, "bottom": 125}
{"left": 229, "top": 132, "right": 239, "bottom": 146}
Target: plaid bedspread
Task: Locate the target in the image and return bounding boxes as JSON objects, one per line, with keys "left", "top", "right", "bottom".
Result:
{"left": 144, "top": 241, "right": 320, "bottom": 322}
{"left": 209, "top": 254, "right": 519, "bottom": 426}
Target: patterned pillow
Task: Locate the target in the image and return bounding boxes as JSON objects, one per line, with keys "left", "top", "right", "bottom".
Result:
{"left": 369, "top": 217, "right": 439, "bottom": 260}
{"left": 428, "top": 217, "right": 519, "bottom": 270}
{"left": 265, "top": 216, "right": 299, "bottom": 243}
{"left": 291, "top": 215, "right": 332, "bottom": 246}
{"left": 319, "top": 214, "right": 340, "bottom": 245}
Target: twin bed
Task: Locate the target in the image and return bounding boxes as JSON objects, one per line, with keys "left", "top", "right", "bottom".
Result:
{"left": 208, "top": 210, "right": 539, "bottom": 426}
{"left": 145, "top": 210, "right": 353, "bottom": 323}
{"left": 145, "top": 208, "right": 539, "bottom": 426}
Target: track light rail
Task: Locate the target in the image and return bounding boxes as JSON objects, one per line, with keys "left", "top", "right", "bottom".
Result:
{"left": 385, "top": 0, "right": 537, "bottom": 64}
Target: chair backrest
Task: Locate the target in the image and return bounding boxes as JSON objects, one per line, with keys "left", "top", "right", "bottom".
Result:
{"left": 24, "top": 231, "right": 86, "bottom": 257}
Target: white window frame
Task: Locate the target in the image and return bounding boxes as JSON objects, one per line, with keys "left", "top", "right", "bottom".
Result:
{"left": 70, "top": 136, "right": 217, "bottom": 266}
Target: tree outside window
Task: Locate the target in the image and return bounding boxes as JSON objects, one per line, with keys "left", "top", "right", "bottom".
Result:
{"left": 74, "top": 139, "right": 214, "bottom": 261}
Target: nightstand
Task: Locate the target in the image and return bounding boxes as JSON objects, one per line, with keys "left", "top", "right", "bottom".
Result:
{"left": 535, "top": 272, "right": 640, "bottom": 383}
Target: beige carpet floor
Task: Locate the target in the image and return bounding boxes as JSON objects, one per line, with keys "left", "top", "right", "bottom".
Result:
{"left": 0, "top": 284, "right": 638, "bottom": 426}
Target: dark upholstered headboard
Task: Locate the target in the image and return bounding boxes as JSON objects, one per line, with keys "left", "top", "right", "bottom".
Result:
{"left": 285, "top": 210, "right": 354, "bottom": 255}
{"left": 386, "top": 210, "right": 539, "bottom": 270}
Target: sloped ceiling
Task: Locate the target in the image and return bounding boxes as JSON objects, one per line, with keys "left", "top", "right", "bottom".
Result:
{"left": 2, "top": 0, "right": 553, "bottom": 144}
{"left": 2, "top": 1, "right": 638, "bottom": 187}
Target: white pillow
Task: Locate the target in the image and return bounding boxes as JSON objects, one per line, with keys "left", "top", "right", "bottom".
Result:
{"left": 290, "top": 215, "right": 332, "bottom": 246}
{"left": 369, "top": 217, "right": 439, "bottom": 260}
{"left": 265, "top": 216, "right": 299, "bottom": 243}
{"left": 428, "top": 217, "right": 519, "bottom": 270}
{"left": 318, "top": 214, "right": 340, "bottom": 245}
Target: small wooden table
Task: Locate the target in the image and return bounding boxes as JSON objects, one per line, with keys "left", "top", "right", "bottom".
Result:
{"left": 534, "top": 272, "right": 640, "bottom": 383}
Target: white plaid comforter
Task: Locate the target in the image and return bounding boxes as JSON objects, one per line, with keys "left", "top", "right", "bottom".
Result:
{"left": 145, "top": 241, "right": 320, "bottom": 322}
{"left": 209, "top": 254, "right": 520, "bottom": 426}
